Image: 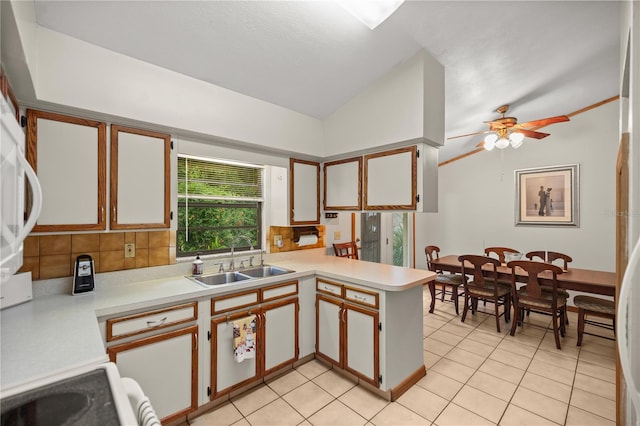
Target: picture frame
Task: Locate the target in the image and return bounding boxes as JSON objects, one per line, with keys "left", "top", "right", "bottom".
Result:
{"left": 514, "top": 164, "right": 579, "bottom": 227}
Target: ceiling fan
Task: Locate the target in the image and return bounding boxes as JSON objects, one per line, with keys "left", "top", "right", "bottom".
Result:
{"left": 448, "top": 104, "right": 570, "bottom": 150}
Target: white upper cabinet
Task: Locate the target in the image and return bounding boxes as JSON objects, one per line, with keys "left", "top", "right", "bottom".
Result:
{"left": 26, "top": 109, "right": 107, "bottom": 231}
{"left": 290, "top": 158, "right": 320, "bottom": 225}
{"left": 364, "top": 146, "right": 417, "bottom": 210}
{"left": 363, "top": 144, "right": 438, "bottom": 212}
{"left": 110, "top": 125, "right": 171, "bottom": 229}
{"left": 323, "top": 157, "right": 362, "bottom": 211}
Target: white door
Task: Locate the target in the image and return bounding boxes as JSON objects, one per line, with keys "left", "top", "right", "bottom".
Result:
{"left": 263, "top": 298, "right": 298, "bottom": 374}
{"left": 109, "top": 326, "right": 197, "bottom": 423}
{"left": 316, "top": 294, "right": 341, "bottom": 366}
{"left": 344, "top": 303, "right": 379, "bottom": 387}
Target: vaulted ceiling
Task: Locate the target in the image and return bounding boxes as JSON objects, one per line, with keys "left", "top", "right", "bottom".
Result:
{"left": 33, "top": 1, "right": 621, "bottom": 163}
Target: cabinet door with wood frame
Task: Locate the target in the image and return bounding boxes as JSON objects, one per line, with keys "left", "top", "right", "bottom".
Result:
{"left": 323, "top": 156, "right": 362, "bottom": 211}
{"left": 107, "top": 325, "right": 198, "bottom": 424}
{"left": 364, "top": 146, "right": 417, "bottom": 210}
{"left": 110, "top": 125, "right": 171, "bottom": 229}
{"left": 290, "top": 158, "right": 320, "bottom": 224}
{"left": 26, "top": 109, "right": 107, "bottom": 231}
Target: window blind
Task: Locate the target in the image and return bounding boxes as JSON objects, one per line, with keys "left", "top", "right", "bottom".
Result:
{"left": 178, "top": 155, "right": 264, "bottom": 201}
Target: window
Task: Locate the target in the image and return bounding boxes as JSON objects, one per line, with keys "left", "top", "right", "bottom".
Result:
{"left": 177, "top": 155, "right": 263, "bottom": 257}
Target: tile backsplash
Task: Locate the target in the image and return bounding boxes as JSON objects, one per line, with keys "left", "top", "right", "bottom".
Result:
{"left": 20, "top": 231, "right": 177, "bottom": 280}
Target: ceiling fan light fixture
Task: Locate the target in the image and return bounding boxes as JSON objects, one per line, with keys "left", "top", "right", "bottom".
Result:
{"left": 495, "top": 137, "right": 510, "bottom": 149}
{"left": 509, "top": 131, "right": 524, "bottom": 148}
{"left": 484, "top": 133, "right": 498, "bottom": 150}
{"left": 336, "top": 0, "right": 404, "bottom": 29}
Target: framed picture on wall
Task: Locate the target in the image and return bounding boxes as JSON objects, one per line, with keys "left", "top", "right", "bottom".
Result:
{"left": 514, "top": 164, "right": 579, "bottom": 227}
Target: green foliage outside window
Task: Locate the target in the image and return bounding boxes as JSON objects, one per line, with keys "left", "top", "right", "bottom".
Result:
{"left": 178, "top": 156, "right": 262, "bottom": 256}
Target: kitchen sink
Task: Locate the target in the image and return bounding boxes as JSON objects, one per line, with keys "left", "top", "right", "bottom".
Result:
{"left": 188, "top": 265, "right": 294, "bottom": 286}
{"left": 193, "top": 271, "right": 252, "bottom": 286}
{"left": 240, "top": 265, "right": 294, "bottom": 278}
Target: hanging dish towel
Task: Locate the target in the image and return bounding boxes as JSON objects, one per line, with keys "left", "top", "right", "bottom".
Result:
{"left": 232, "top": 314, "right": 257, "bottom": 363}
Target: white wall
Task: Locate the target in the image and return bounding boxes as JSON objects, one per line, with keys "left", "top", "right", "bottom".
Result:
{"left": 415, "top": 100, "right": 619, "bottom": 272}
{"left": 323, "top": 50, "right": 444, "bottom": 156}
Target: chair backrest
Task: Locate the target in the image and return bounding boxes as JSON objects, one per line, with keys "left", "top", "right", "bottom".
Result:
{"left": 484, "top": 246, "right": 519, "bottom": 264}
{"left": 507, "top": 260, "right": 563, "bottom": 300}
{"left": 333, "top": 242, "right": 359, "bottom": 259}
{"left": 525, "top": 251, "right": 546, "bottom": 262}
{"left": 458, "top": 254, "right": 500, "bottom": 291}
{"left": 424, "top": 245, "right": 441, "bottom": 272}
{"left": 547, "top": 251, "right": 572, "bottom": 270}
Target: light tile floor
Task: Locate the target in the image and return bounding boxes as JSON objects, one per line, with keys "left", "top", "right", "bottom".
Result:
{"left": 185, "top": 287, "right": 617, "bottom": 425}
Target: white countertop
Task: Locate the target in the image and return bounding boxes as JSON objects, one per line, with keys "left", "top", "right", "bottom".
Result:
{"left": 0, "top": 248, "right": 434, "bottom": 393}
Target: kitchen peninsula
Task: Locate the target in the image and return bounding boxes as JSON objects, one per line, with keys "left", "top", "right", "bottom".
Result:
{"left": 0, "top": 248, "right": 435, "bottom": 422}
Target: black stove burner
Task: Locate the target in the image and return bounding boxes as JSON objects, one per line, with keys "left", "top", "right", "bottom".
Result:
{"left": 0, "top": 369, "right": 121, "bottom": 426}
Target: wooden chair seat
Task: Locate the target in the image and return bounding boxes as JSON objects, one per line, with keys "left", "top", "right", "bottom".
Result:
{"left": 516, "top": 288, "right": 567, "bottom": 309}
{"left": 574, "top": 295, "right": 616, "bottom": 346}
{"left": 469, "top": 282, "right": 511, "bottom": 298}
{"left": 436, "top": 274, "right": 464, "bottom": 286}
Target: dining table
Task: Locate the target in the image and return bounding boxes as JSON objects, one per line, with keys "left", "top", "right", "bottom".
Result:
{"left": 428, "top": 254, "right": 616, "bottom": 314}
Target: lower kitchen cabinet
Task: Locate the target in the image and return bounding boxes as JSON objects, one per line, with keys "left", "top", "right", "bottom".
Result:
{"left": 210, "top": 281, "right": 299, "bottom": 399}
{"left": 107, "top": 325, "right": 198, "bottom": 423}
{"left": 316, "top": 279, "right": 380, "bottom": 387}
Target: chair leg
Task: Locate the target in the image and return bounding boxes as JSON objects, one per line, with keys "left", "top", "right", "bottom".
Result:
{"left": 505, "top": 295, "right": 511, "bottom": 323}
{"left": 577, "top": 308, "right": 585, "bottom": 346}
{"left": 453, "top": 287, "right": 459, "bottom": 315}
{"left": 441, "top": 284, "right": 445, "bottom": 301}
{"left": 428, "top": 281, "right": 436, "bottom": 314}
{"left": 552, "top": 311, "right": 561, "bottom": 349}
{"left": 560, "top": 309, "right": 566, "bottom": 337}
{"left": 510, "top": 301, "right": 519, "bottom": 336}
{"left": 494, "top": 299, "right": 501, "bottom": 333}
{"left": 461, "top": 293, "right": 469, "bottom": 323}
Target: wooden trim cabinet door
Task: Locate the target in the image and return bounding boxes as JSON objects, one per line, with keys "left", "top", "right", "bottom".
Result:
{"left": 262, "top": 297, "right": 299, "bottom": 376}
{"left": 315, "top": 293, "right": 343, "bottom": 367}
{"left": 110, "top": 125, "right": 171, "bottom": 229}
{"left": 343, "top": 301, "right": 379, "bottom": 387}
{"left": 210, "top": 309, "right": 260, "bottom": 398}
{"left": 290, "top": 158, "right": 320, "bottom": 224}
{"left": 107, "top": 325, "right": 198, "bottom": 424}
{"left": 323, "top": 156, "right": 362, "bottom": 211}
{"left": 364, "top": 146, "right": 417, "bottom": 210}
{"left": 26, "top": 109, "right": 107, "bottom": 231}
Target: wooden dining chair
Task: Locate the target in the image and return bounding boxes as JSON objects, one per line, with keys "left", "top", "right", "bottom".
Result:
{"left": 333, "top": 242, "right": 359, "bottom": 259}
{"left": 574, "top": 295, "right": 616, "bottom": 346}
{"left": 547, "top": 251, "right": 573, "bottom": 271}
{"left": 458, "top": 255, "right": 511, "bottom": 332}
{"left": 484, "top": 247, "right": 520, "bottom": 264}
{"left": 525, "top": 251, "right": 546, "bottom": 262}
{"left": 507, "top": 260, "right": 566, "bottom": 349}
{"left": 425, "top": 246, "right": 465, "bottom": 314}
{"left": 523, "top": 251, "right": 571, "bottom": 323}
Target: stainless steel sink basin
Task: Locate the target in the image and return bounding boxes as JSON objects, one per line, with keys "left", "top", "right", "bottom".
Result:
{"left": 240, "top": 265, "right": 294, "bottom": 278}
{"left": 193, "top": 271, "right": 252, "bottom": 286}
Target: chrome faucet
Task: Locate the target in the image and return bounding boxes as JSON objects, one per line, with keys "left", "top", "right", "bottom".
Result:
{"left": 229, "top": 235, "right": 254, "bottom": 270}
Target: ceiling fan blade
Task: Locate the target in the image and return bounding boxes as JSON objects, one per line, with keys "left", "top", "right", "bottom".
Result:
{"left": 515, "top": 115, "right": 570, "bottom": 129}
{"left": 514, "top": 129, "right": 550, "bottom": 139}
{"left": 447, "top": 130, "right": 487, "bottom": 140}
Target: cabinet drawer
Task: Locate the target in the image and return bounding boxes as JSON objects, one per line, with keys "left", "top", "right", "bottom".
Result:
{"left": 261, "top": 281, "right": 298, "bottom": 303}
{"left": 211, "top": 290, "right": 259, "bottom": 315}
{"left": 106, "top": 302, "right": 197, "bottom": 342}
{"left": 316, "top": 279, "right": 343, "bottom": 297}
{"left": 344, "top": 286, "right": 379, "bottom": 309}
